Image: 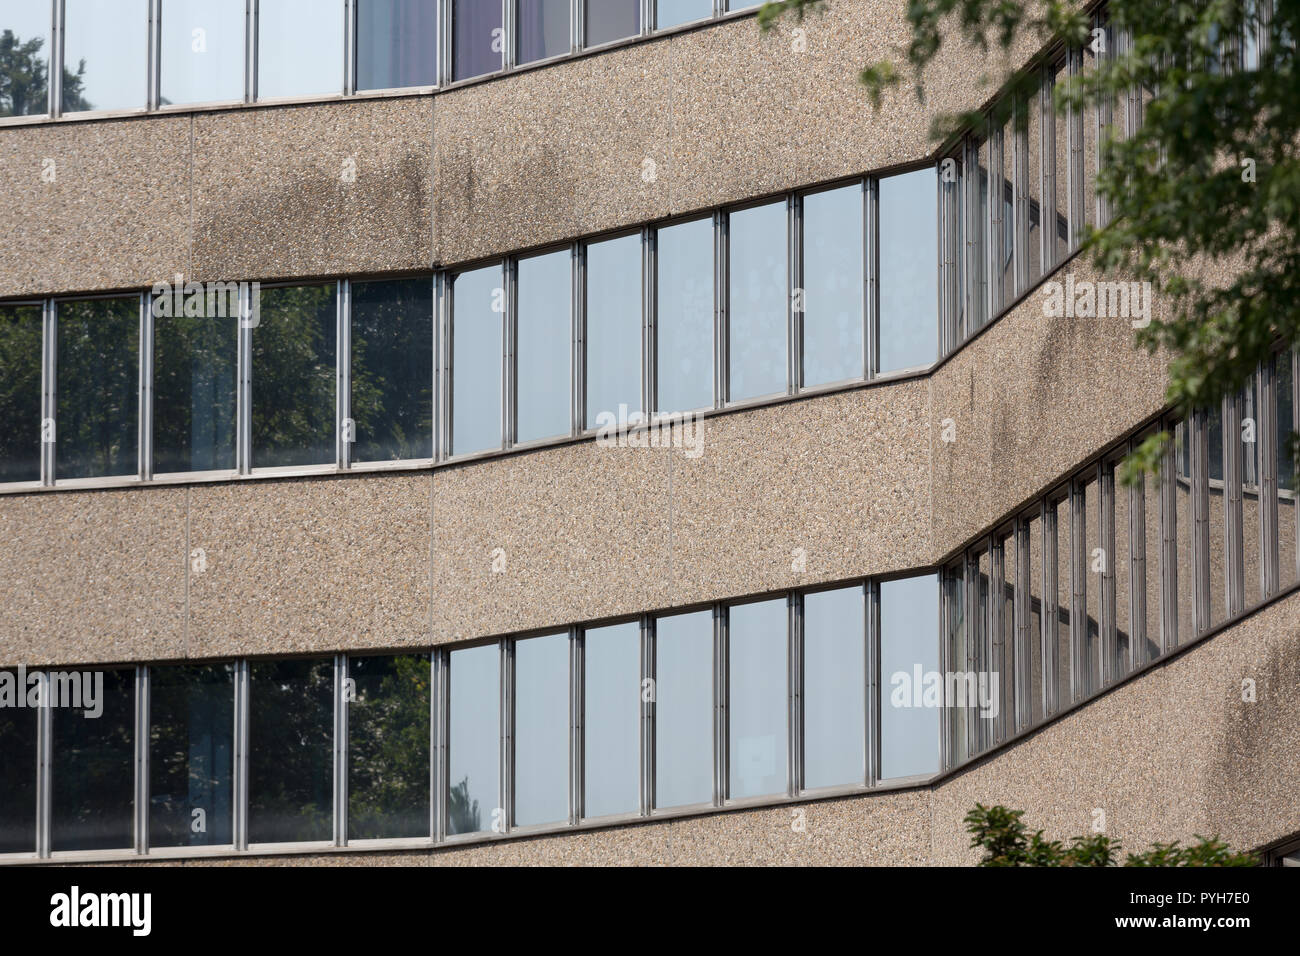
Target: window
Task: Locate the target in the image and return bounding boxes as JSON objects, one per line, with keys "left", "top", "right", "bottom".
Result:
{"left": 448, "top": 643, "right": 499, "bottom": 836}
{"left": 62, "top": 0, "right": 148, "bottom": 113}
{"left": 1114, "top": 464, "right": 1134, "bottom": 677}
{"left": 585, "top": 233, "right": 642, "bottom": 429}
{"left": 351, "top": 276, "right": 434, "bottom": 463}
{"left": 1241, "top": 381, "right": 1263, "bottom": 609}
{"left": 656, "top": 0, "right": 712, "bottom": 29}
{"left": 450, "top": 264, "right": 504, "bottom": 456}
{"left": 586, "top": 0, "right": 640, "bottom": 47}
{"left": 0, "top": 669, "right": 37, "bottom": 854}
{"left": 257, "top": 0, "right": 345, "bottom": 100}
{"left": 728, "top": 200, "right": 788, "bottom": 401}
{"left": 1052, "top": 496, "right": 1071, "bottom": 708}
{"left": 515, "top": 248, "right": 571, "bottom": 444}
{"left": 943, "top": 563, "right": 969, "bottom": 763}
{"left": 802, "top": 586, "right": 865, "bottom": 789}
{"left": 878, "top": 169, "right": 938, "bottom": 373}
{"left": 727, "top": 598, "right": 787, "bottom": 800}
{"left": 1174, "top": 419, "right": 1194, "bottom": 644}
{"left": 348, "top": 654, "right": 430, "bottom": 841}
{"left": 655, "top": 217, "right": 714, "bottom": 415}
{"left": 1082, "top": 480, "right": 1101, "bottom": 697}
{"left": 356, "top": 0, "right": 437, "bottom": 91}
{"left": 1277, "top": 353, "right": 1296, "bottom": 589}
{"left": 802, "top": 184, "right": 864, "bottom": 387}
{"left": 654, "top": 609, "right": 712, "bottom": 809}
{"left": 252, "top": 283, "right": 336, "bottom": 469}
{"left": 0, "top": 303, "right": 41, "bottom": 483}
{"left": 452, "top": 0, "right": 502, "bottom": 81}
{"left": 1026, "top": 82, "right": 1044, "bottom": 283}
{"left": 149, "top": 663, "right": 235, "bottom": 848}
{"left": 880, "top": 574, "right": 940, "bottom": 780}
{"left": 57, "top": 296, "right": 140, "bottom": 481}
{"left": 514, "top": 632, "right": 569, "bottom": 827}
{"left": 159, "top": 0, "right": 245, "bottom": 106}
{"left": 582, "top": 620, "right": 640, "bottom": 819}
{"left": 153, "top": 292, "right": 237, "bottom": 474}
{"left": 516, "top": 0, "right": 569, "bottom": 65}
{"left": 51, "top": 668, "right": 135, "bottom": 852}
{"left": 0, "top": 2, "right": 51, "bottom": 116}
{"left": 1208, "top": 404, "right": 1228, "bottom": 626}
{"left": 248, "top": 658, "right": 333, "bottom": 845}
{"left": 1027, "top": 512, "right": 1044, "bottom": 723}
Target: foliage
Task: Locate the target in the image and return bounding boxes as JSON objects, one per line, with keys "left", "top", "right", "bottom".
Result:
{"left": 965, "top": 803, "right": 1258, "bottom": 865}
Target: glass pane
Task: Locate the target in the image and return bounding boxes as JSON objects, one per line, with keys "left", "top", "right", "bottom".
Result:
{"left": 586, "top": 0, "right": 639, "bottom": 47}
{"left": 248, "top": 658, "right": 333, "bottom": 845}
{"left": 1142, "top": 461, "right": 1162, "bottom": 661}
{"left": 159, "top": 0, "right": 244, "bottom": 106}
{"left": 656, "top": 0, "right": 711, "bottom": 29}
{"left": 656, "top": 217, "right": 713, "bottom": 415}
{"left": 1053, "top": 498, "right": 1072, "bottom": 708}
{"left": 585, "top": 233, "right": 642, "bottom": 428}
{"left": 943, "top": 566, "right": 967, "bottom": 764}
{"left": 256, "top": 0, "right": 344, "bottom": 100}
{"left": 1026, "top": 84, "right": 1043, "bottom": 282}
{"left": 0, "top": 669, "right": 37, "bottom": 853}
{"left": 878, "top": 169, "right": 938, "bottom": 373}
{"left": 448, "top": 643, "right": 499, "bottom": 836}
{"left": 517, "top": 0, "right": 568, "bottom": 64}
{"left": 514, "top": 632, "right": 569, "bottom": 828}
{"left": 1083, "top": 481, "right": 1101, "bottom": 696}
{"left": 1174, "top": 420, "right": 1194, "bottom": 645}
{"left": 516, "top": 249, "right": 571, "bottom": 443}
{"left": 451, "top": 265, "right": 503, "bottom": 455}
{"left": 1027, "top": 514, "right": 1044, "bottom": 724}
{"left": 352, "top": 276, "right": 434, "bottom": 462}
{"left": 51, "top": 668, "right": 134, "bottom": 852}
{"left": 654, "top": 609, "right": 712, "bottom": 809}
{"left": 1114, "top": 469, "right": 1133, "bottom": 678}
{"left": 996, "top": 537, "right": 1015, "bottom": 738}
{"left": 975, "top": 551, "right": 991, "bottom": 751}
{"left": 452, "top": 0, "right": 501, "bottom": 81}
{"left": 149, "top": 663, "right": 234, "bottom": 848}
{"left": 1052, "top": 62, "right": 1069, "bottom": 263}
{"left": 1278, "top": 354, "right": 1297, "bottom": 589}
{"left": 153, "top": 298, "right": 237, "bottom": 474}
{"left": 1242, "top": 383, "right": 1263, "bottom": 609}
{"left": 1208, "top": 406, "right": 1228, "bottom": 626}
{"left": 583, "top": 620, "right": 639, "bottom": 819}
{"left": 728, "top": 201, "right": 787, "bottom": 401}
{"left": 348, "top": 654, "right": 430, "bottom": 840}
{"left": 802, "top": 184, "right": 864, "bottom": 387}
{"left": 971, "top": 141, "right": 990, "bottom": 331}
{"left": 802, "top": 586, "right": 864, "bottom": 789}
{"left": 998, "top": 118, "right": 1015, "bottom": 306}
{"left": 0, "top": 303, "right": 42, "bottom": 483}
{"left": 880, "top": 574, "right": 940, "bottom": 780}
{"left": 57, "top": 297, "right": 140, "bottom": 480}
{"left": 62, "top": 0, "right": 147, "bottom": 113}
{"left": 357, "top": 0, "right": 437, "bottom": 91}
{"left": 727, "top": 599, "right": 786, "bottom": 800}
{"left": 0, "top": 1, "right": 51, "bottom": 116}
{"left": 252, "top": 283, "right": 336, "bottom": 469}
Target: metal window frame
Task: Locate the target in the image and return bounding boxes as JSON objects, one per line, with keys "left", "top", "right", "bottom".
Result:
{"left": 1040, "top": 497, "right": 1062, "bottom": 716}
{"left": 40, "top": 300, "right": 56, "bottom": 487}
{"left": 35, "top": 671, "right": 52, "bottom": 858}
{"left": 1099, "top": 460, "right": 1118, "bottom": 685}
{"left": 1069, "top": 477, "right": 1087, "bottom": 703}
{"left": 133, "top": 665, "right": 149, "bottom": 854}
{"left": 1012, "top": 93, "right": 1031, "bottom": 297}
{"left": 332, "top": 654, "right": 347, "bottom": 845}
{"left": 1066, "top": 45, "right": 1085, "bottom": 250}
{"left": 987, "top": 123, "right": 1006, "bottom": 319}
{"left": 1190, "top": 409, "right": 1211, "bottom": 635}
{"left": 1224, "top": 391, "right": 1245, "bottom": 616}
{"left": 1261, "top": 356, "right": 1281, "bottom": 597}
{"left": 1160, "top": 418, "right": 1179, "bottom": 652}
{"left": 443, "top": 262, "right": 508, "bottom": 459}
{"left": 578, "top": 229, "right": 645, "bottom": 430}
{"left": 1012, "top": 516, "right": 1031, "bottom": 730}
{"left": 1039, "top": 63, "right": 1058, "bottom": 273}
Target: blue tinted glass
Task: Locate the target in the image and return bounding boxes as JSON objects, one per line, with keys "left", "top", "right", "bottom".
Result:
{"left": 256, "top": 0, "right": 345, "bottom": 100}
{"left": 517, "top": 0, "right": 569, "bottom": 64}
{"left": 880, "top": 574, "right": 941, "bottom": 780}
{"left": 803, "top": 586, "right": 865, "bottom": 789}
{"left": 62, "top": 0, "right": 148, "bottom": 112}
{"left": 453, "top": 0, "right": 502, "bottom": 80}
{"left": 583, "top": 621, "right": 640, "bottom": 819}
{"left": 586, "top": 0, "right": 639, "bottom": 46}
{"left": 656, "top": 0, "right": 712, "bottom": 29}
{"left": 357, "top": 0, "right": 437, "bottom": 90}
{"left": 728, "top": 201, "right": 787, "bottom": 401}
{"left": 585, "top": 234, "right": 642, "bottom": 428}
{"left": 0, "top": 3, "right": 50, "bottom": 116}
{"left": 452, "top": 265, "right": 503, "bottom": 455}
{"left": 351, "top": 277, "right": 434, "bottom": 462}
{"left": 448, "top": 643, "right": 500, "bottom": 835}
{"left": 878, "top": 169, "right": 938, "bottom": 373}
{"left": 802, "top": 185, "right": 864, "bottom": 386}
{"left": 0, "top": 304, "right": 42, "bottom": 483}
{"left": 656, "top": 217, "right": 713, "bottom": 414}
{"left": 727, "top": 599, "right": 787, "bottom": 799}
{"left": 655, "top": 610, "right": 712, "bottom": 809}
{"left": 516, "top": 249, "right": 571, "bottom": 443}
{"left": 160, "top": 0, "right": 245, "bottom": 106}
{"left": 514, "top": 633, "right": 569, "bottom": 827}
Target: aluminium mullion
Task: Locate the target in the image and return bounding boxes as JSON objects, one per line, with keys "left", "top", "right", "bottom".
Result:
{"left": 640, "top": 0, "right": 652, "bottom": 36}
{"left": 237, "top": 284, "right": 253, "bottom": 473}
{"left": 1192, "top": 411, "right": 1211, "bottom": 635}
{"left": 502, "top": 261, "right": 516, "bottom": 449}
{"left": 570, "top": 627, "right": 583, "bottom": 826}
{"left": 989, "top": 538, "right": 1006, "bottom": 745}
{"left": 963, "top": 551, "right": 978, "bottom": 756}
{"left": 249, "top": 0, "right": 259, "bottom": 103}
{"left": 500, "top": 638, "right": 513, "bottom": 834}
{"left": 988, "top": 127, "right": 1005, "bottom": 318}
{"left": 1041, "top": 500, "right": 1060, "bottom": 716}
{"left": 41, "top": 301, "right": 55, "bottom": 486}
{"left": 433, "top": 649, "right": 449, "bottom": 842}
{"left": 1225, "top": 392, "right": 1245, "bottom": 616}
{"left": 1160, "top": 427, "right": 1178, "bottom": 652}
{"left": 714, "top": 604, "right": 726, "bottom": 806}
{"left": 715, "top": 212, "right": 728, "bottom": 407}
{"left": 1013, "top": 518, "right": 1031, "bottom": 731}
{"left": 569, "top": 0, "right": 580, "bottom": 52}
{"left": 865, "top": 178, "right": 878, "bottom": 379}
{"left": 134, "top": 665, "right": 149, "bottom": 854}
{"left": 435, "top": 272, "right": 450, "bottom": 460}
{"left": 146, "top": 0, "right": 159, "bottom": 112}
{"left": 337, "top": 280, "right": 352, "bottom": 469}
{"left": 139, "top": 293, "right": 154, "bottom": 481}
{"left": 787, "top": 593, "right": 800, "bottom": 797}
{"left": 1260, "top": 358, "right": 1280, "bottom": 597}
{"left": 504, "top": 0, "right": 516, "bottom": 68}
{"left": 51, "top": 0, "right": 63, "bottom": 118}
{"left": 332, "top": 654, "right": 347, "bottom": 846}
{"left": 233, "top": 659, "right": 249, "bottom": 851}
{"left": 1012, "top": 97, "right": 1030, "bottom": 296}
{"left": 343, "top": 0, "right": 356, "bottom": 96}
{"left": 1070, "top": 481, "right": 1086, "bottom": 702}
{"left": 1039, "top": 67, "right": 1057, "bottom": 273}
{"left": 963, "top": 137, "right": 980, "bottom": 336}
{"left": 642, "top": 229, "right": 655, "bottom": 419}
{"left": 35, "top": 671, "right": 51, "bottom": 858}
{"left": 1099, "top": 462, "right": 1117, "bottom": 686}
{"left": 438, "top": 0, "right": 451, "bottom": 86}
{"left": 788, "top": 194, "right": 800, "bottom": 394}
{"left": 641, "top": 615, "right": 654, "bottom": 815}
{"left": 865, "top": 580, "right": 879, "bottom": 787}
{"left": 574, "top": 245, "right": 587, "bottom": 433}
